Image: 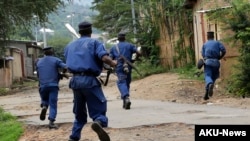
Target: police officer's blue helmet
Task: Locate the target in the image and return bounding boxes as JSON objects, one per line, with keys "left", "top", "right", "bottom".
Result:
{"left": 78, "top": 21, "right": 92, "bottom": 35}
{"left": 78, "top": 21, "right": 92, "bottom": 31}
{"left": 118, "top": 32, "right": 126, "bottom": 41}
{"left": 118, "top": 32, "right": 126, "bottom": 38}
{"left": 43, "top": 46, "right": 54, "bottom": 55}
{"left": 43, "top": 46, "right": 52, "bottom": 51}
{"left": 207, "top": 31, "right": 214, "bottom": 38}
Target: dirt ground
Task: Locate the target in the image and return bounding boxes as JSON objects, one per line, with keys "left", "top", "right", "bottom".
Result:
{"left": 17, "top": 72, "right": 250, "bottom": 141}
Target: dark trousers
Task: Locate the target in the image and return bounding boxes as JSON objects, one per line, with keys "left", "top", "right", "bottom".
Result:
{"left": 69, "top": 86, "right": 108, "bottom": 140}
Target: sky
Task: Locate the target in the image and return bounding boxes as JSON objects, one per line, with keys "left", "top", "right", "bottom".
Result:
{"left": 70, "top": 0, "right": 93, "bottom": 6}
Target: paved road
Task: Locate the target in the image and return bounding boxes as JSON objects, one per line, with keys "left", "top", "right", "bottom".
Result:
{"left": 1, "top": 80, "right": 250, "bottom": 128}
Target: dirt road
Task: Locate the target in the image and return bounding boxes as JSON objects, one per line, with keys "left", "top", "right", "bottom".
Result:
{"left": 1, "top": 72, "right": 250, "bottom": 141}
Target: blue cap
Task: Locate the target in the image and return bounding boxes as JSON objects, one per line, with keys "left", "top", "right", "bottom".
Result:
{"left": 118, "top": 33, "right": 126, "bottom": 37}
{"left": 43, "top": 46, "right": 52, "bottom": 51}
{"left": 207, "top": 31, "right": 214, "bottom": 36}
{"left": 78, "top": 21, "right": 92, "bottom": 31}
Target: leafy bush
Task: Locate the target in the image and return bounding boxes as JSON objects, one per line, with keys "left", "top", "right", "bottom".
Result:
{"left": 0, "top": 107, "right": 23, "bottom": 141}
{"left": 169, "top": 65, "right": 204, "bottom": 81}
{"left": 132, "top": 57, "right": 168, "bottom": 80}
{"left": 0, "top": 88, "right": 8, "bottom": 96}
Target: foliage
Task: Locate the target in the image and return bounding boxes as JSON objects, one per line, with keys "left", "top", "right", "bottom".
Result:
{"left": 11, "top": 80, "right": 38, "bottom": 90}
{"left": 132, "top": 57, "right": 203, "bottom": 81}
{"left": 0, "top": 0, "right": 68, "bottom": 55}
{"left": 0, "top": 88, "right": 8, "bottom": 96}
{"left": 132, "top": 57, "right": 168, "bottom": 80}
{"left": 0, "top": 0, "right": 65, "bottom": 33}
{"left": 0, "top": 1, "right": 98, "bottom": 60}
{"left": 91, "top": 0, "right": 195, "bottom": 69}
{"left": 208, "top": 0, "right": 250, "bottom": 96}
{"left": 91, "top": 0, "right": 160, "bottom": 59}
{"left": 91, "top": 0, "right": 133, "bottom": 37}
{"left": 47, "top": 34, "right": 71, "bottom": 61}
{"left": 0, "top": 107, "right": 23, "bottom": 141}
{"left": 169, "top": 65, "right": 204, "bottom": 81}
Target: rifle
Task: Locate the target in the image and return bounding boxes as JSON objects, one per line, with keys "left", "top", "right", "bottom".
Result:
{"left": 115, "top": 44, "right": 142, "bottom": 77}
{"left": 103, "top": 63, "right": 114, "bottom": 86}
{"left": 119, "top": 55, "right": 142, "bottom": 77}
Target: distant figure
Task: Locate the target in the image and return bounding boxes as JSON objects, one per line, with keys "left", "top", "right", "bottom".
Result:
{"left": 201, "top": 31, "right": 226, "bottom": 100}
{"left": 64, "top": 21, "right": 117, "bottom": 141}
{"left": 36, "top": 46, "right": 67, "bottom": 129}
{"left": 109, "top": 33, "right": 141, "bottom": 110}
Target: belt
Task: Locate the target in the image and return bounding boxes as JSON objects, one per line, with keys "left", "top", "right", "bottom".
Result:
{"left": 72, "top": 72, "right": 97, "bottom": 76}
{"left": 204, "top": 57, "right": 218, "bottom": 60}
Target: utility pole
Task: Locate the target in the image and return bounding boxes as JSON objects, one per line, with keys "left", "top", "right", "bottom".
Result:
{"left": 33, "top": 15, "right": 38, "bottom": 42}
{"left": 43, "top": 27, "right": 47, "bottom": 48}
{"left": 131, "top": 0, "right": 137, "bottom": 37}
{"left": 71, "top": 13, "right": 74, "bottom": 41}
{"left": 131, "top": 0, "right": 140, "bottom": 61}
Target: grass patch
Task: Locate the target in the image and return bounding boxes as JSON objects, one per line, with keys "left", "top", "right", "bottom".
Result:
{"left": 0, "top": 88, "right": 9, "bottom": 96}
{"left": 11, "top": 80, "right": 38, "bottom": 89}
{"left": 132, "top": 58, "right": 203, "bottom": 81}
{"left": 169, "top": 65, "right": 204, "bottom": 81}
{"left": 132, "top": 58, "right": 168, "bottom": 80}
{"left": 0, "top": 107, "right": 23, "bottom": 141}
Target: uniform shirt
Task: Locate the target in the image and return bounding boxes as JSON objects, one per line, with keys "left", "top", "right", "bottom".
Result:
{"left": 202, "top": 40, "right": 226, "bottom": 59}
{"left": 64, "top": 36, "right": 108, "bottom": 76}
{"left": 64, "top": 36, "right": 109, "bottom": 89}
{"left": 36, "top": 56, "right": 67, "bottom": 87}
{"left": 109, "top": 41, "right": 137, "bottom": 72}
{"left": 202, "top": 40, "right": 226, "bottom": 67}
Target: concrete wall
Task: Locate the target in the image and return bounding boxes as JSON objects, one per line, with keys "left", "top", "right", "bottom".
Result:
{"left": 0, "top": 41, "right": 42, "bottom": 87}
{"left": 0, "top": 68, "right": 11, "bottom": 87}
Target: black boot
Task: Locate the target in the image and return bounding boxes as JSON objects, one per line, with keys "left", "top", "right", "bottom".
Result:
{"left": 208, "top": 83, "right": 214, "bottom": 97}
{"left": 91, "top": 120, "right": 110, "bottom": 141}
{"left": 203, "top": 91, "right": 209, "bottom": 100}
{"left": 123, "top": 96, "right": 131, "bottom": 110}
{"left": 49, "top": 120, "right": 58, "bottom": 129}
{"left": 40, "top": 106, "right": 47, "bottom": 121}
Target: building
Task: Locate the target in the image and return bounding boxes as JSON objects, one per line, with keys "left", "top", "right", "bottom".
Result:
{"left": 184, "top": 0, "right": 240, "bottom": 80}
{"left": 0, "top": 40, "right": 42, "bottom": 87}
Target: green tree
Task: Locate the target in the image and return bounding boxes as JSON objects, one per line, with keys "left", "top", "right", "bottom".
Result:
{"left": 91, "top": 0, "right": 194, "bottom": 68}
{"left": 0, "top": 0, "right": 69, "bottom": 55}
{"left": 209, "top": 0, "right": 250, "bottom": 96}
{"left": 47, "top": 34, "right": 71, "bottom": 61}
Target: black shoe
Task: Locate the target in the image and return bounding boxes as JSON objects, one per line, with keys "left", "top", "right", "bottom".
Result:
{"left": 208, "top": 83, "right": 214, "bottom": 97}
{"left": 203, "top": 91, "right": 209, "bottom": 100}
{"left": 123, "top": 97, "right": 131, "bottom": 110}
{"left": 203, "top": 95, "right": 209, "bottom": 100}
{"left": 40, "top": 106, "right": 47, "bottom": 121}
{"left": 91, "top": 121, "right": 110, "bottom": 141}
{"left": 68, "top": 139, "right": 78, "bottom": 141}
{"left": 49, "top": 121, "right": 58, "bottom": 129}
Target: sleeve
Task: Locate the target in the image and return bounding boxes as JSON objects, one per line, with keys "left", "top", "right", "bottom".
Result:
{"left": 219, "top": 42, "right": 226, "bottom": 54}
{"left": 56, "top": 58, "right": 67, "bottom": 69}
{"left": 201, "top": 45, "right": 205, "bottom": 58}
{"left": 95, "top": 40, "right": 109, "bottom": 60}
{"left": 219, "top": 42, "right": 226, "bottom": 59}
{"left": 64, "top": 45, "right": 68, "bottom": 59}
{"left": 130, "top": 44, "right": 137, "bottom": 53}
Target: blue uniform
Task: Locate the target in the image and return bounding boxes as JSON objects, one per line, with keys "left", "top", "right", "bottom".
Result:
{"left": 109, "top": 41, "right": 137, "bottom": 99}
{"left": 64, "top": 36, "right": 109, "bottom": 140}
{"left": 36, "top": 56, "right": 67, "bottom": 122}
{"left": 201, "top": 39, "right": 226, "bottom": 91}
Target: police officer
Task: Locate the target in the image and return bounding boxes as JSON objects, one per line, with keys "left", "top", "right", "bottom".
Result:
{"left": 36, "top": 46, "right": 67, "bottom": 129}
{"left": 109, "top": 33, "right": 141, "bottom": 110}
{"left": 64, "top": 21, "right": 117, "bottom": 141}
{"left": 201, "top": 31, "right": 226, "bottom": 100}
